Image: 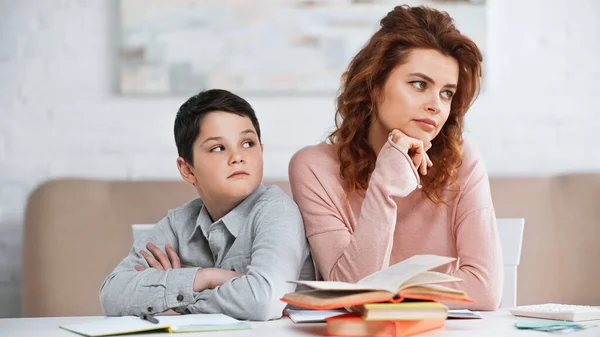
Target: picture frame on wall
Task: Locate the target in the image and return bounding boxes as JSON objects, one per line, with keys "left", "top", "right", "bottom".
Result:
{"left": 118, "top": 0, "right": 485, "bottom": 95}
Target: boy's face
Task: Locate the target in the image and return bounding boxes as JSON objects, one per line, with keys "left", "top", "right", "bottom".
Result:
{"left": 178, "top": 111, "right": 263, "bottom": 206}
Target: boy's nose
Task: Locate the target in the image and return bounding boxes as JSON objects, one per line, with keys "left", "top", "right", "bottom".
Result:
{"left": 230, "top": 152, "right": 245, "bottom": 165}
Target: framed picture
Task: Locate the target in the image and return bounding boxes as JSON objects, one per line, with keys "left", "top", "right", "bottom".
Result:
{"left": 118, "top": 0, "right": 485, "bottom": 95}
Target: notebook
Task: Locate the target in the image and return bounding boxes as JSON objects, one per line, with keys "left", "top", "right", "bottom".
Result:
{"left": 59, "top": 314, "right": 251, "bottom": 336}
{"left": 282, "top": 255, "right": 472, "bottom": 310}
{"left": 447, "top": 309, "right": 482, "bottom": 319}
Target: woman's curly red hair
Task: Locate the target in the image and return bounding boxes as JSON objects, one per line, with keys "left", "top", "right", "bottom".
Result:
{"left": 329, "top": 5, "right": 483, "bottom": 204}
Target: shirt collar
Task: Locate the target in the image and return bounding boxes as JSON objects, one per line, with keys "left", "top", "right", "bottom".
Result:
{"left": 189, "top": 184, "right": 267, "bottom": 240}
{"left": 193, "top": 204, "right": 212, "bottom": 240}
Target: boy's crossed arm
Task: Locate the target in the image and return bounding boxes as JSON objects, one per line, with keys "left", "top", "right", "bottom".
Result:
{"left": 99, "top": 214, "right": 246, "bottom": 317}
{"left": 100, "top": 200, "right": 308, "bottom": 321}
{"left": 135, "top": 242, "right": 243, "bottom": 293}
{"left": 99, "top": 215, "right": 203, "bottom": 316}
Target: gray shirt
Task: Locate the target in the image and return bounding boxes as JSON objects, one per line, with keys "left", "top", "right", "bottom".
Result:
{"left": 99, "top": 184, "right": 314, "bottom": 321}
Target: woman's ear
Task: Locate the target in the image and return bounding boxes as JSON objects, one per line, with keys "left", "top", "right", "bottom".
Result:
{"left": 177, "top": 157, "right": 197, "bottom": 185}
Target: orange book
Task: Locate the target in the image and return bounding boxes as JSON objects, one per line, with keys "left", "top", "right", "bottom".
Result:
{"left": 325, "top": 313, "right": 445, "bottom": 337}
{"left": 282, "top": 255, "right": 473, "bottom": 310}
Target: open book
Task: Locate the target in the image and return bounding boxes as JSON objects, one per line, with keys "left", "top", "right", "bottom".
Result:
{"left": 281, "top": 255, "right": 473, "bottom": 310}
{"left": 59, "top": 314, "right": 250, "bottom": 336}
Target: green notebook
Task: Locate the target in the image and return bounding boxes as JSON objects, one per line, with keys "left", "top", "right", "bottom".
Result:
{"left": 59, "top": 314, "right": 251, "bottom": 336}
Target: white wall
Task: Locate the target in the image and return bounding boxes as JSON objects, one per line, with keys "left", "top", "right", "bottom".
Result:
{"left": 0, "top": 0, "right": 599, "bottom": 317}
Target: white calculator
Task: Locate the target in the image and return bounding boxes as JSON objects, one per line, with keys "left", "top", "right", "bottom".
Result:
{"left": 509, "top": 303, "right": 600, "bottom": 322}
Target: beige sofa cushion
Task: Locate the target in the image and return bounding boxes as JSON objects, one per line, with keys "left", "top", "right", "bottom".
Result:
{"left": 22, "top": 176, "right": 600, "bottom": 317}
{"left": 489, "top": 175, "right": 600, "bottom": 306}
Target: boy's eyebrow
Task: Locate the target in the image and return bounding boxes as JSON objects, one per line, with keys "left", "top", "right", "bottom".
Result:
{"left": 201, "top": 136, "right": 223, "bottom": 145}
{"left": 200, "top": 129, "right": 257, "bottom": 145}
{"left": 408, "top": 72, "right": 457, "bottom": 89}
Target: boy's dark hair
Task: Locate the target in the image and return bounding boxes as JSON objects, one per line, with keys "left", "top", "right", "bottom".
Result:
{"left": 174, "top": 89, "right": 261, "bottom": 165}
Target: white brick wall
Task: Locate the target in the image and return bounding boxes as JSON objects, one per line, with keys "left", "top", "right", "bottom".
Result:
{"left": 0, "top": 0, "right": 599, "bottom": 317}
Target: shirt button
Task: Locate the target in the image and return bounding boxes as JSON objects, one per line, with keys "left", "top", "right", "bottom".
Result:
{"left": 177, "top": 294, "right": 184, "bottom": 302}
{"left": 147, "top": 307, "right": 153, "bottom": 313}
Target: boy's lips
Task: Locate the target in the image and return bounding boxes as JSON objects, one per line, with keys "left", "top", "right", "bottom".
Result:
{"left": 228, "top": 170, "right": 249, "bottom": 179}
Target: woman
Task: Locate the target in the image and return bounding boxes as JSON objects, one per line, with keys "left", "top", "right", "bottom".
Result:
{"left": 289, "top": 5, "right": 502, "bottom": 310}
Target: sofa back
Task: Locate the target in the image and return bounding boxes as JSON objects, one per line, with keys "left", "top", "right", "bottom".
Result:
{"left": 21, "top": 176, "right": 600, "bottom": 316}
{"left": 489, "top": 175, "right": 600, "bottom": 306}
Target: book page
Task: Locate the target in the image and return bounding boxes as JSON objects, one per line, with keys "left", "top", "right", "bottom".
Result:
{"left": 399, "top": 283, "right": 468, "bottom": 300}
{"left": 288, "top": 280, "right": 384, "bottom": 291}
{"left": 398, "top": 271, "right": 462, "bottom": 291}
{"left": 285, "top": 309, "right": 347, "bottom": 323}
{"left": 60, "top": 316, "right": 169, "bottom": 336}
{"left": 413, "top": 283, "right": 464, "bottom": 293}
{"left": 357, "top": 255, "right": 456, "bottom": 293}
{"left": 157, "top": 313, "right": 243, "bottom": 326}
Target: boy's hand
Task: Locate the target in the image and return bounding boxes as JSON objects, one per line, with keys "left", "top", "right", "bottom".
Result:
{"left": 193, "top": 268, "right": 244, "bottom": 292}
{"left": 135, "top": 243, "right": 181, "bottom": 271}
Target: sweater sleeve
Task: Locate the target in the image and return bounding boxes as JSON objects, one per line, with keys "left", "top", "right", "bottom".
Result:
{"left": 289, "top": 139, "right": 420, "bottom": 283}
{"left": 444, "top": 145, "right": 503, "bottom": 310}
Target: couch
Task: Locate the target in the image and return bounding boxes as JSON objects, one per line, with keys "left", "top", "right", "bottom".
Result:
{"left": 21, "top": 175, "right": 600, "bottom": 317}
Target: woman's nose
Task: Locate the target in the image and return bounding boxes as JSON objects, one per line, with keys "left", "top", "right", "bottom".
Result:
{"left": 424, "top": 95, "right": 441, "bottom": 114}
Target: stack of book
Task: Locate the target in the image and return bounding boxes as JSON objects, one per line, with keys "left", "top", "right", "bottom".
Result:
{"left": 281, "top": 255, "right": 472, "bottom": 337}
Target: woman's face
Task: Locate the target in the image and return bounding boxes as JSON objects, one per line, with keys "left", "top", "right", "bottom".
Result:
{"left": 374, "top": 48, "right": 459, "bottom": 146}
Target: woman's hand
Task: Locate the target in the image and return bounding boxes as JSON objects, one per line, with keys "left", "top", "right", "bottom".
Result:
{"left": 135, "top": 243, "right": 181, "bottom": 271}
{"left": 389, "top": 129, "right": 433, "bottom": 176}
{"left": 193, "top": 268, "right": 244, "bottom": 292}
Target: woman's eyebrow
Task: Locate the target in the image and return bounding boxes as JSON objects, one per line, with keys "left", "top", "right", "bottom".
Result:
{"left": 409, "top": 72, "right": 457, "bottom": 89}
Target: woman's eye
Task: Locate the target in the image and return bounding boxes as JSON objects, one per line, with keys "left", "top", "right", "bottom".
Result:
{"left": 441, "top": 90, "right": 454, "bottom": 99}
{"left": 242, "top": 141, "right": 255, "bottom": 148}
{"left": 210, "top": 145, "right": 225, "bottom": 152}
{"left": 411, "top": 81, "right": 426, "bottom": 89}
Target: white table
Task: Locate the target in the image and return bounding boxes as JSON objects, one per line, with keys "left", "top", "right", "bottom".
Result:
{"left": 1, "top": 310, "right": 599, "bottom": 337}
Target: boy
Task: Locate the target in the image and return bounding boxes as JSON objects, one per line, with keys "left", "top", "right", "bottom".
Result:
{"left": 100, "top": 89, "right": 313, "bottom": 320}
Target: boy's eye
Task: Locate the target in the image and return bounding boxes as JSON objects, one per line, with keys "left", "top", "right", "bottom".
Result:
{"left": 441, "top": 90, "right": 454, "bottom": 99}
{"left": 410, "top": 81, "right": 426, "bottom": 89}
{"left": 242, "top": 141, "right": 255, "bottom": 148}
{"left": 210, "top": 145, "right": 225, "bottom": 152}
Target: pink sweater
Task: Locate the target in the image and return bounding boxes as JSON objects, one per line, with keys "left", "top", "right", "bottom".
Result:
{"left": 288, "top": 138, "right": 503, "bottom": 310}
